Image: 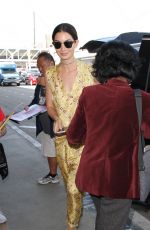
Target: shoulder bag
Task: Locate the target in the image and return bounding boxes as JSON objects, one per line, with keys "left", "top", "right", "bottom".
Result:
{"left": 134, "top": 89, "right": 150, "bottom": 202}
{"left": 0, "top": 143, "right": 8, "bottom": 180}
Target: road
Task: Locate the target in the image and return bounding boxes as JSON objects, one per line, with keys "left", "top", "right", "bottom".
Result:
{"left": 1, "top": 84, "right": 150, "bottom": 228}
{"left": 0, "top": 84, "right": 36, "bottom": 138}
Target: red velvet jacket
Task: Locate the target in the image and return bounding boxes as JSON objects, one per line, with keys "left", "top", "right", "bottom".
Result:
{"left": 66, "top": 79, "right": 150, "bottom": 199}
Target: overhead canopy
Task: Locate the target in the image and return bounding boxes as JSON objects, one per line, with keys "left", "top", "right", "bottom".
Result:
{"left": 115, "top": 32, "right": 150, "bottom": 44}
{"left": 80, "top": 40, "right": 105, "bottom": 53}
{"left": 80, "top": 32, "right": 150, "bottom": 53}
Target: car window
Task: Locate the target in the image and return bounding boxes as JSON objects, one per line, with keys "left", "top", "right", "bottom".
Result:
{"left": 27, "top": 69, "right": 40, "bottom": 76}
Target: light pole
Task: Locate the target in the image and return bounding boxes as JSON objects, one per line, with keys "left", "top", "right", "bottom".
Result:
{"left": 33, "top": 11, "right": 36, "bottom": 48}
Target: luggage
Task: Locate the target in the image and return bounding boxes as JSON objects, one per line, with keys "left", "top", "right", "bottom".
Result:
{"left": 0, "top": 143, "right": 8, "bottom": 180}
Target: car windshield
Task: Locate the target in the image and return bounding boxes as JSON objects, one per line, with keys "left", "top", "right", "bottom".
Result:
{"left": 1, "top": 68, "right": 16, "bottom": 74}
{"left": 27, "top": 69, "right": 40, "bottom": 75}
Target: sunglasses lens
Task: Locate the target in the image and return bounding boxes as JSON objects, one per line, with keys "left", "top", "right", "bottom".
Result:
{"left": 53, "top": 40, "right": 74, "bottom": 49}
{"left": 53, "top": 42, "right": 61, "bottom": 49}
{"left": 64, "top": 41, "right": 74, "bottom": 48}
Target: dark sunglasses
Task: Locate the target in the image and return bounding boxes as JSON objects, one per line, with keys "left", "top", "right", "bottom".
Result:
{"left": 52, "top": 40, "right": 75, "bottom": 49}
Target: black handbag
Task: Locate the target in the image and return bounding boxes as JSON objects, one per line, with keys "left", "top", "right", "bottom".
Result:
{"left": 0, "top": 143, "right": 8, "bottom": 180}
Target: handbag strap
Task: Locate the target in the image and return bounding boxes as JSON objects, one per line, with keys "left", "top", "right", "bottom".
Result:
{"left": 134, "top": 89, "right": 145, "bottom": 171}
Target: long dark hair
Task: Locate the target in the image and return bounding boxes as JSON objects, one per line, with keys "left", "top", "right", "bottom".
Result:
{"left": 52, "top": 23, "right": 78, "bottom": 41}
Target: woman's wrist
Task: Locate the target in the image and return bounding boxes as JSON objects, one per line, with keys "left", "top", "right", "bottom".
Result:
{"left": 54, "top": 116, "right": 59, "bottom": 122}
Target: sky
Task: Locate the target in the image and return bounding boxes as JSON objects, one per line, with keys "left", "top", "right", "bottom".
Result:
{"left": 0, "top": 0, "right": 149, "bottom": 49}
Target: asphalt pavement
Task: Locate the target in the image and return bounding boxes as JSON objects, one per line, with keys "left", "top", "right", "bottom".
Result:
{"left": 0, "top": 121, "right": 150, "bottom": 230}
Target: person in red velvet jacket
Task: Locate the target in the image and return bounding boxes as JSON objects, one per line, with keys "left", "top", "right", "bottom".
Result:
{"left": 66, "top": 40, "right": 150, "bottom": 230}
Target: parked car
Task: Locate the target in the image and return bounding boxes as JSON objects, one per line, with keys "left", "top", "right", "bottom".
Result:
{"left": 0, "top": 62, "right": 21, "bottom": 86}
{"left": 25, "top": 69, "right": 40, "bottom": 85}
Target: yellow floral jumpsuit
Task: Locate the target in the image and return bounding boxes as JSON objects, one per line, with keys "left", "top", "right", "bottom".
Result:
{"left": 46, "top": 60, "right": 94, "bottom": 228}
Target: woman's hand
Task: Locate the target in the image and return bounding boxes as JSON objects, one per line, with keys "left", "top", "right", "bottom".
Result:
{"left": 54, "top": 118, "right": 63, "bottom": 133}
{"left": 0, "top": 125, "right": 7, "bottom": 137}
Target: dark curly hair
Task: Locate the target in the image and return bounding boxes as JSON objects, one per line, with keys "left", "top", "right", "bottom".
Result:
{"left": 92, "top": 40, "right": 141, "bottom": 83}
{"left": 37, "top": 51, "right": 55, "bottom": 64}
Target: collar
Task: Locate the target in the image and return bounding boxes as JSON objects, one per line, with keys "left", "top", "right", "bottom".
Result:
{"left": 106, "top": 78, "right": 130, "bottom": 87}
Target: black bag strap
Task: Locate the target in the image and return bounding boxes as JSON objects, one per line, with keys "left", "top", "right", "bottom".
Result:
{"left": 0, "top": 143, "right": 8, "bottom": 180}
{"left": 134, "top": 89, "right": 145, "bottom": 171}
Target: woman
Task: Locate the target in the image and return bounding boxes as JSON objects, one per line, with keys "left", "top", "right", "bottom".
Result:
{"left": 45, "top": 23, "right": 94, "bottom": 230}
{"left": 66, "top": 41, "right": 150, "bottom": 230}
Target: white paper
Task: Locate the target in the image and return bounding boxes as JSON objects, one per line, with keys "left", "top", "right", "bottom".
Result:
{"left": 10, "top": 104, "right": 47, "bottom": 122}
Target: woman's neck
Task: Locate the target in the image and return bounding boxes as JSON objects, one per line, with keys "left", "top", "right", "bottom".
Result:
{"left": 60, "top": 57, "right": 76, "bottom": 66}
{"left": 59, "top": 58, "right": 77, "bottom": 72}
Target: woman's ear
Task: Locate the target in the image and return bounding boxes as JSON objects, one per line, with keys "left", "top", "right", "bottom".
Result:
{"left": 74, "top": 40, "right": 79, "bottom": 48}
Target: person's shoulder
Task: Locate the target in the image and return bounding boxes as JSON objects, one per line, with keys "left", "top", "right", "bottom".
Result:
{"left": 83, "top": 83, "right": 101, "bottom": 94}
{"left": 77, "top": 60, "right": 92, "bottom": 71}
{"left": 46, "top": 65, "right": 57, "bottom": 75}
{"left": 46, "top": 65, "right": 58, "bottom": 84}
{"left": 139, "top": 90, "right": 150, "bottom": 108}
{"left": 141, "top": 90, "right": 150, "bottom": 95}
{"left": 141, "top": 90, "right": 150, "bottom": 100}
{"left": 77, "top": 60, "right": 95, "bottom": 85}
